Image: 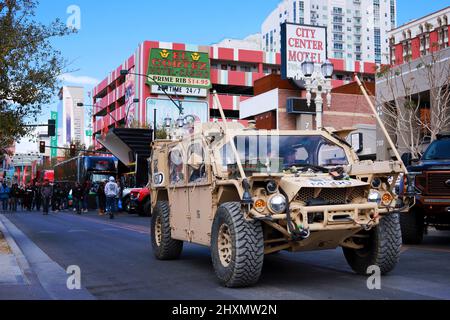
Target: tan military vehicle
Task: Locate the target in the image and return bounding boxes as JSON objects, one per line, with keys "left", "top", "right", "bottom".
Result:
{"left": 149, "top": 113, "right": 413, "bottom": 287}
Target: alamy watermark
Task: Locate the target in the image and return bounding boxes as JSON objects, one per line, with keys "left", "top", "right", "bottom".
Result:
{"left": 66, "top": 5, "right": 81, "bottom": 30}
{"left": 66, "top": 265, "right": 81, "bottom": 290}
{"left": 366, "top": 265, "right": 381, "bottom": 290}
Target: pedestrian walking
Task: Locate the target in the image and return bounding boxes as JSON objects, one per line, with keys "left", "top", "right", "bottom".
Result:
{"left": 105, "top": 177, "right": 119, "bottom": 219}
{"left": 61, "top": 185, "right": 70, "bottom": 211}
{"left": 41, "top": 180, "right": 52, "bottom": 215}
{"left": 9, "top": 183, "right": 19, "bottom": 212}
{"left": 72, "top": 183, "right": 84, "bottom": 215}
{"left": 0, "top": 182, "right": 10, "bottom": 212}
{"left": 82, "top": 180, "right": 92, "bottom": 213}
{"left": 97, "top": 181, "right": 106, "bottom": 216}
{"left": 52, "top": 184, "right": 61, "bottom": 212}
{"left": 33, "top": 182, "right": 42, "bottom": 211}
{"left": 24, "top": 184, "right": 33, "bottom": 211}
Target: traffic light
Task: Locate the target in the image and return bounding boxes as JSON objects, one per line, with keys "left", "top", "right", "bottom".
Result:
{"left": 48, "top": 119, "right": 56, "bottom": 137}
{"left": 70, "top": 144, "right": 77, "bottom": 157}
{"left": 39, "top": 141, "right": 46, "bottom": 153}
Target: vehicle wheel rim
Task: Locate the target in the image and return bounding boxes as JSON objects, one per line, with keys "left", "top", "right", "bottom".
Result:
{"left": 155, "top": 216, "right": 162, "bottom": 247}
{"left": 218, "top": 224, "right": 232, "bottom": 267}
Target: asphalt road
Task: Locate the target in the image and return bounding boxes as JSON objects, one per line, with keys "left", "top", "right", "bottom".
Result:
{"left": 3, "top": 210, "right": 450, "bottom": 300}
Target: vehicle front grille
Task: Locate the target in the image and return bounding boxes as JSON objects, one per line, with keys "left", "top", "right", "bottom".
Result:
{"left": 295, "top": 186, "right": 367, "bottom": 206}
{"left": 427, "top": 172, "right": 450, "bottom": 195}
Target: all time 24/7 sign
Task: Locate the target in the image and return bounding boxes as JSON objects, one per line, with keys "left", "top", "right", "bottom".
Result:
{"left": 281, "top": 22, "right": 327, "bottom": 80}
{"left": 147, "top": 49, "right": 212, "bottom": 89}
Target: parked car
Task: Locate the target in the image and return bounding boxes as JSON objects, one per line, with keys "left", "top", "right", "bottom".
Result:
{"left": 401, "top": 133, "right": 450, "bottom": 244}
{"left": 130, "top": 187, "right": 151, "bottom": 217}
{"left": 121, "top": 187, "right": 134, "bottom": 212}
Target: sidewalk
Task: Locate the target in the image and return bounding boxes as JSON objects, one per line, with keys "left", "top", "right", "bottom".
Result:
{"left": 0, "top": 213, "right": 95, "bottom": 300}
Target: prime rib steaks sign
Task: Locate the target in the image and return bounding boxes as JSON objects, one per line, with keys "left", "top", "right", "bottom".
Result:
{"left": 147, "top": 48, "right": 211, "bottom": 97}
{"left": 281, "top": 23, "right": 327, "bottom": 80}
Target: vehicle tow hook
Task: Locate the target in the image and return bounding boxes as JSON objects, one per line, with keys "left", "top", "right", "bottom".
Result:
{"left": 292, "top": 228, "right": 310, "bottom": 241}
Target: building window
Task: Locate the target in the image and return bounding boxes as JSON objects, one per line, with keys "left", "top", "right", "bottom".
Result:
{"left": 333, "top": 7, "right": 343, "bottom": 15}
{"left": 221, "top": 64, "right": 228, "bottom": 71}
{"left": 402, "top": 40, "right": 412, "bottom": 62}
{"left": 390, "top": 0, "right": 396, "bottom": 28}
{"left": 374, "top": 28, "right": 381, "bottom": 64}
{"left": 334, "top": 43, "right": 343, "bottom": 50}
{"left": 293, "top": 1, "right": 297, "bottom": 22}
{"left": 438, "top": 24, "right": 449, "bottom": 49}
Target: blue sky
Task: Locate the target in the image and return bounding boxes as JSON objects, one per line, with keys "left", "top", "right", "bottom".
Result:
{"left": 17, "top": 0, "right": 450, "bottom": 151}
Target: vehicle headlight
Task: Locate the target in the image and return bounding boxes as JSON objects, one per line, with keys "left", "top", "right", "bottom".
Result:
{"left": 381, "top": 192, "right": 394, "bottom": 206}
{"left": 268, "top": 194, "right": 287, "bottom": 214}
{"left": 368, "top": 190, "right": 382, "bottom": 204}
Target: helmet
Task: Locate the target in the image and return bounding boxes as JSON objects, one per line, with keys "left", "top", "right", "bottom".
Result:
{"left": 109, "top": 177, "right": 115, "bottom": 182}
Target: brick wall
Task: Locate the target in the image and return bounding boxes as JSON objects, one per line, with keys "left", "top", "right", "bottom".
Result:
{"left": 276, "top": 90, "right": 376, "bottom": 130}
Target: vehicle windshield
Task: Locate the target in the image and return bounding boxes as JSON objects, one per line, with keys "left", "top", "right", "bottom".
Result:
{"left": 422, "top": 140, "right": 450, "bottom": 160}
{"left": 221, "top": 135, "right": 348, "bottom": 174}
{"left": 91, "top": 174, "right": 111, "bottom": 183}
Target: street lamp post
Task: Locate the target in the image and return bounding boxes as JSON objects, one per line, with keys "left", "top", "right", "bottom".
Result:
{"left": 300, "top": 57, "right": 334, "bottom": 130}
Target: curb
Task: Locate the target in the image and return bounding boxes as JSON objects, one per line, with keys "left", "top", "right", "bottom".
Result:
{"left": 0, "top": 214, "right": 95, "bottom": 300}
{"left": 0, "top": 215, "right": 33, "bottom": 285}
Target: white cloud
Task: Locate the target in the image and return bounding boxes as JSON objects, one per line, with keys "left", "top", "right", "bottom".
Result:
{"left": 58, "top": 73, "right": 100, "bottom": 86}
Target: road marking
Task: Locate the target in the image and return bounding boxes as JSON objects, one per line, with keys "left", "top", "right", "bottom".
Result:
{"left": 68, "top": 229, "right": 89, "bottom": 233}
{"left": 403, "top": 245, "right": 450, "bottom": 254}
{"left": 37, "top": 231, "right": 56, "bottom": 234}
{"left": 58, "top": 213, "right": 150, "bottom": 235}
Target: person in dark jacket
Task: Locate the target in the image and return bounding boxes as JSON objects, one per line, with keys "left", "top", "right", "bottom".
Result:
{"left": 52, "top": 184, "right": 61, "bottom": 212}
{"left": 9, "top": 183, "right": 19, "bottom": 212}
{"left": 41, "top": 180, "right": 52, "bottom": 215}
{"left": 24, "top": 184, "right": 34, "bottom": 211}
{"left": 97, "top": 181, "right": 106, "bottom": 216}
{"left": 72, "top": 183, "right": 84, "bottom": 215}
{"left": 33, "top": 182, "right": 42, "bottom": 211}
{"left": 82, "top": 180, "right": 92, "bottom": 213}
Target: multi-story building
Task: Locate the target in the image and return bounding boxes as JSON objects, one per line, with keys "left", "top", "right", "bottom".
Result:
{"left": 262, "top": 0, "right": 396, "bottom": 64}
{"left": 56, "top": 86, "right": 85, "bottom": 156}
{"left": 376, "top": 6, "right": 450, "bottom": 159}
{"left": 387, "top": 6, "right": 449, "bottom": 66}
{"left": 91, "top": 40, "right": 377, "bottom": 151}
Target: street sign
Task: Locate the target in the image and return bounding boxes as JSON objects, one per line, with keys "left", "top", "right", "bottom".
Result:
{"left": 281, "top": 23, "right": 327, "bottom": 80}
{"left": 150, "top": 85, "right": 207, "bottom": 98}
{"left": 50, "top": 111, "right": 58, "bottom": 158}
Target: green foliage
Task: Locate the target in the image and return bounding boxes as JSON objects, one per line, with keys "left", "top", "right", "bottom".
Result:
{"left": 63, "top": 140, "right": 85, "bottom": 159}
{"left": 0, "top": 0, "right": 74, "bottom": 156}
{"left": 155, "top": 128, "right": 168, "bottom": 140}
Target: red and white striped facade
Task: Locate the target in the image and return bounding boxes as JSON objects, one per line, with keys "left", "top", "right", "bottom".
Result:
{"left": 388, "top": 7, "right": 450, "bottom": 66}
{"left": 92, "top": 40, "right": 376, "bottom": 150}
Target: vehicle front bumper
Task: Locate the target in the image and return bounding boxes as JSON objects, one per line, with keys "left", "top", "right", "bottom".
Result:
{"left": 417, "top": 196, "right": 450, "bottom": 215}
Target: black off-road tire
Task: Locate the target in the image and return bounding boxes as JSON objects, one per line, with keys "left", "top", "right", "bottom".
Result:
{"left": 211, "top": 202, "right": 264, "bottom": 288}
{"left": 151, "top": 201, "right": 183, "bottom": 260}
{"left": 400, "top": 207, "right": 424, "bottom": 244}
{"left": 343, "top": 213, "right": 402, "bottom": 275}
{"left": 139, "top": 198, "right": 152, "bottom": 217}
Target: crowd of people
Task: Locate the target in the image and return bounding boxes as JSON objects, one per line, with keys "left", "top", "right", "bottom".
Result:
{"left": 0, "top": 177, "right": 120, "bottom": 219}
